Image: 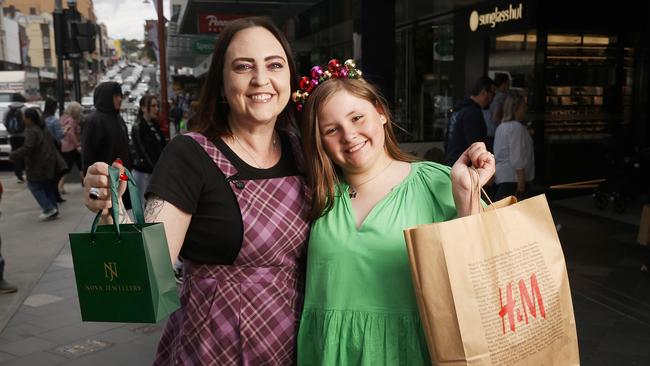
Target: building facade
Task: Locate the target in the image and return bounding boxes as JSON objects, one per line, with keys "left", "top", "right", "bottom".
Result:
{"left": 3, "top": 0, "right": 96, "bottom": 22}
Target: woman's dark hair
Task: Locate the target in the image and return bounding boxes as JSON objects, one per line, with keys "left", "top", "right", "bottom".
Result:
{"left": 137, "top": 94, "right": 158, "bottom": 122}
{"left": 43, "top": 97, "right": 58, "bottom": 118}
{"left": 190, "top": 16, "right": 298, "bottom": 139}
{"left": 23, "top": 107, "right": 44, "bottom": 128}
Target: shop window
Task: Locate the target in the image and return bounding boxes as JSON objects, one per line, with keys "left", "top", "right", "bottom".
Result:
{"left": 488, "top": 30, "right": 536, "bottom": 110}
{"left": 395, "top": 15, "right": 454, "bottom": 142}
{"left": 545, "top": 33, "right": 619, "bottom": 142}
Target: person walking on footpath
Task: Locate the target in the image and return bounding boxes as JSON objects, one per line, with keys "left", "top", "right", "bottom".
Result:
{"left": 130, "top": 95, "right": 166, "bottom": 202}
{"left": 295, "top": 62, "right": 495, "bottom": 365}
{"left": 83, "top": 17, "right": 310, "bottom": 365}
{"left": 81, "top": 81, "right": 133, "bottom": 209}
{"left": 444, "top": 76, "right": 495, "bottom": 166}
{"left": 493, "top": 92, "right": 534, "bottom": 200}
{"left": 10, "top": 108, "right": 62, "bottom": 221}
{"left": 43, "top": 97, "right": 67, "bottom": 202}
{"left": 0, "top": 179, "right": 18, "bottom": 294}
{"left": 3, "top": 93, "right": 27, "bottom": 183}
{"left": 60, "top": 102, "right": 84, "bottom": 187}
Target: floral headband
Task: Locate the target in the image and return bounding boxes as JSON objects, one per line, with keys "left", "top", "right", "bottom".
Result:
{"left": 291, "top": 59, "right": 363, "bottom": 111}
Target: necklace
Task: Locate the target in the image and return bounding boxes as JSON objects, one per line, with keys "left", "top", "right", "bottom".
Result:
{"left": 347, "top": 160, "right": 393, "bottom": 199}
{"left": 233, "top": 133, "right": 278, "bottom": 169}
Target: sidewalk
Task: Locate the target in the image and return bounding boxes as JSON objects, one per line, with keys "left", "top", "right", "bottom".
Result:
{"left": 0, "top": 182, "right": 163, "bottom": 365}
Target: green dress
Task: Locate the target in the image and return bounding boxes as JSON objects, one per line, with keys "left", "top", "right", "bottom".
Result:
{"left": 298, "top": 162, "right": 458, "bottom": 366}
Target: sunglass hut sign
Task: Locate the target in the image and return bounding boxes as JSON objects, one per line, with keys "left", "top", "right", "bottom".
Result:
{"left": 469, "top": 3, "right": 524, "bottom": 32}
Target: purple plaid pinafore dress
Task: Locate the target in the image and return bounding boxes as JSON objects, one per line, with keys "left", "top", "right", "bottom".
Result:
{"left": 153, "top": 132, "right": 310, "bottom": 365}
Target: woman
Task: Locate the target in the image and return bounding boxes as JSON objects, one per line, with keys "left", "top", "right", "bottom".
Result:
{"left": 10, "top": 108, "right": 62, "bottom": 221}
{"left": 43, "top": 97, "right": 67, "bottom": 201}
{"left": 83, "top": 17, "right": 309, "bottom": 365}
{"left": 296, "top": 62, "right": 494, "bottom": 365}
{"left": 493, "top": 92, "right": 534, "bottom": 201}
{"left": 60, "top": 101, "right": 83, "bottom": 188}
{"left": 130, "top": 95, "right": 166, "bottom": 202}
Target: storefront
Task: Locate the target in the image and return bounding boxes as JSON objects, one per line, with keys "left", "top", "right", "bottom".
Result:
{"left": 394, "top": 0, "right": 650, "bottom": 184}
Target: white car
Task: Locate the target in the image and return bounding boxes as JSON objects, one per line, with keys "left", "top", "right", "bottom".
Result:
{"left": 0, "top": 123, "right": 10, "bottom": 161}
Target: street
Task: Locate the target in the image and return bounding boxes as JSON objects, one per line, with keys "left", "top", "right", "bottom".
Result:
{"left": 0, "top": 164, "right": 649, "bottom": 365}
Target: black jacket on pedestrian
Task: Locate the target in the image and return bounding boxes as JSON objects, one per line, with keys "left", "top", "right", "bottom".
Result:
{"left": 81, "top": 82, "right": 132, "bottom": 173}
{"left": 444, "top": 97, "right": 488, "bottom": 166}
{"left": 131, "top": 118, "right": 166, "bottom": 174}
{"left": 81, "top": 82, "right": 132, "bottom": 208}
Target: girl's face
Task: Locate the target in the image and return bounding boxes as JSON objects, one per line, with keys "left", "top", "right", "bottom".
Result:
{"left": 317, "top": 90, "right": 388, "bottom": 174}
{"left": 222, "top": 26, "right": 291, "bottom": 127}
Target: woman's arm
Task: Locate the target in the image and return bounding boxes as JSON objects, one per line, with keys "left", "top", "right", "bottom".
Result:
{"left": 10, "top": 129, "right": 36, "bottom": 160}
{"left": 144, "top": 194, "right": 191, "bottom": 264}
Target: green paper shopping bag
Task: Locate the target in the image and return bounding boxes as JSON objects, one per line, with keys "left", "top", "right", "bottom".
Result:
{"left": 69, "top": 167, "right": 180, "bottom": 323}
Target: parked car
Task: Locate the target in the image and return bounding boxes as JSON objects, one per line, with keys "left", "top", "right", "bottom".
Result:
{"left": 0, "top": 123, "right": 10, "bottom": 162}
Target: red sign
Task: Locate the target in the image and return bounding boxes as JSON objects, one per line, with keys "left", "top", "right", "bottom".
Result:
{"left": 198, "top": 14, "right": 253, "bottom": 34}
{"left": 498, "top": 273, "right": 547, "bottom": 334}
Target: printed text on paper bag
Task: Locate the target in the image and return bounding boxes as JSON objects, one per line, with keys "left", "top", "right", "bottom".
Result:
{"left": 468, "top": 242, "right": 564, "bottom": 364}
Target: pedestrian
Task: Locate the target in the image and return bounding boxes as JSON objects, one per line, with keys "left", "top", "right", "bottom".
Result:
{"left": 296, "top": 63, "right": 495, "bottom": 365}
{"left": 0, "top": 179, "right": 18, "bottom": 294}
{"left": 10, "top": 108, "right": 62, "bottom": 221}
{"left": 444, "top": 76, "right": 496, "bottom": 165}
{"left": 43, "top": 97, "right": 67, "bottom": 202}
{"left": 483, "top": 73, "right": 510, "bottom": 151}
{"left": 493, "top": 92, "right": 534, "bottom": 201}
{"left": 81, "top": 81, "right": 133, "bottom": 209}
{"left": 83, "top": 17, "right": 309, "bottom": 365}
{"left": 169, "top": 96, "right": 183, "bottom": 136}
{"left": 60, "top": 101, "right": 84, "bottom": 187}
{"left": 3, "top": 93, "right": 27, "bottom": 183}
{"left": 130, "top": 95, "right": 166, "bottom": 202}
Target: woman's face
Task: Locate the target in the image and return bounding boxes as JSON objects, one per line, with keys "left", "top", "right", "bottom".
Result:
{"left": 142, "top": 98, "right": 159, "bottom": 120}
{"left": 317, "top": 90, "right": 388, "bottom": 174}
{"left": 222, "top": 27, "right": 291, "bottom": 127}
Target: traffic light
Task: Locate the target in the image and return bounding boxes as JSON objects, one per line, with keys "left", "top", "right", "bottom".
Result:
{"left": 71, "top": 21, "right": 97, "bottom": 53}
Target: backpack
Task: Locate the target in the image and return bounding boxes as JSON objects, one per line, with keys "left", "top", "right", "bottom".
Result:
{"left": 4, "top": 107, "right": 24, "bottom": 134}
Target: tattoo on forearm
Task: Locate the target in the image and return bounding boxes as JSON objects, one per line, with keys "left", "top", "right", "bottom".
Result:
{"left": 145, "top": 195, "right": 165, "bottom": 222}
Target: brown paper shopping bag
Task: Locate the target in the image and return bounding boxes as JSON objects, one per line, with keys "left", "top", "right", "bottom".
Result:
{"left": 404, "top": 195, "right": 579, "bottom": 365}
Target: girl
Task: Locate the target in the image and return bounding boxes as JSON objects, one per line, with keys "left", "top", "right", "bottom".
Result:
{"left": 297, "top": 61, "right": 495, "bottom": 365}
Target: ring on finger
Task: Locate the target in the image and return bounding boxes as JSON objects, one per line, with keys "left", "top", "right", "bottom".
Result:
{"left": 89, "top": 187, "right": 100, "bottom": 200}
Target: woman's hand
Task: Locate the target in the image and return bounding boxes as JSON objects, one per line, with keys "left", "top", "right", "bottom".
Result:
{"left": 83, "top": 160, "right": 127, "bottom": 221}
{"left": 450, "top": 142, "right": 496, "bottom": 216}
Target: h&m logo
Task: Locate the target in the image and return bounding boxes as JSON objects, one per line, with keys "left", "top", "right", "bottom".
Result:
{"left": 104, "top": 262, "right": 118, "bottom": 282}
{"left": 498, "top": 273, "right": 546, "bottom": 334}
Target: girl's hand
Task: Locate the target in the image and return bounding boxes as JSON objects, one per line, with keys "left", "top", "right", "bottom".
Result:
{"left": 450, "top": 142, "right": 495, "bottom": 216}
{"left": 451, "top": 142, "right": 495, "bottom": 192}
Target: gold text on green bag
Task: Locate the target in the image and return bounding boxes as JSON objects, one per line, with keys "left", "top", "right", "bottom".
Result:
{"left": 84, "top": 284, "right": 144, "bottom": 292}
{"left": 104, "top": 262, "right": 118, "bottom": 282}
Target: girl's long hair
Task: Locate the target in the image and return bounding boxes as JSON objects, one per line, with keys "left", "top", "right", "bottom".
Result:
{"left": 301, "top": 78, "right": 417, "bottom": 220}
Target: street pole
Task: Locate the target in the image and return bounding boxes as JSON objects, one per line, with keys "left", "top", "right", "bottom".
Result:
{"left": 53, "top": 0, "right": 66, "bottom": 115}
{"left": 156, "top": 0, "right": 169, "bottom": 137}
{"left": 68, "top": 0, "right": 82, "bottom": 102}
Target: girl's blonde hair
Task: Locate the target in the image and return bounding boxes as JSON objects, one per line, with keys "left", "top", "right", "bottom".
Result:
{"left": 301, "top": 77, "right": 416, "bottom": 219}
{"left": 64, "top": 101, "right": 82, "bottom": 121}
{"left": 501, "top": 92, "right": 526, "bottom": 122}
